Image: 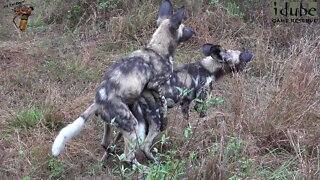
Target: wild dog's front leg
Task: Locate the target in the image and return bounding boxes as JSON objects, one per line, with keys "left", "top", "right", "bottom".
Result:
{"left": 181, "top": 100, "right": 191, "bottom": 121}
{"left": 140, "top": 119, "right": 159, "bottom": 163}
{"left": 194, "top": 88, "right": 210, "bottom": 118}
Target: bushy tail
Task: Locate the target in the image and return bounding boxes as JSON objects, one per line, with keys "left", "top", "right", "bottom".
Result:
{"left": 52, "top": 103, "right": 98, "bottom": 156}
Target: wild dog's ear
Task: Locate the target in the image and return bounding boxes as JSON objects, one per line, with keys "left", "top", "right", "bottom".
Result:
{"left": 178, "top": 28, "right": 193, "bottom": 43}
{"left": 210, "top": 45, "right": 224, "bottom": 60}
{"left": 169, "top": 6, "right": 185, "bottom": 31}
{"left": 157, "top": 0, "right": 173, "bottom": 26}
{"left": 240, "top": 52, "right": 253, "bottom": 62}
{"left": 202, "top": 44, "right": 224, "bottom": 60}
{"left": 202, "top": 43, "right": 214, "bottom": 56}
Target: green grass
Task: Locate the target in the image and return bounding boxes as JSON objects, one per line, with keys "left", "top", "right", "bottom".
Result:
{"left": 41, "top": 56, "right": 101, "bottom": 85}
{"left": 8, "top": 107, "right": 43, "bottom": 131}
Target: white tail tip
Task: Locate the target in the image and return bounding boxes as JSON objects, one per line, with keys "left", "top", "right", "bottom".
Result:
{"left": 52, "top": 117, "right": 86, "bottom": 156}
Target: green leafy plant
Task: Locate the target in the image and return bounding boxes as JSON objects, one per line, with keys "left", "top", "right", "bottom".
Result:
{"left": 8, "top": 107, "right": 43, "bottom": 131}
{"left": 85, "top": 162, "right": 104, "bottom": 176}
{"left": 206, "top": 9, "right": 214, "bottom": 16}
{"left": 195, "top": 92, "right": 224, "bottom": 114}
{"left": 98, "top": 0, "right": 121, "bottom": 10}
{"left": 22, "top": 176, "right": 31, "bottom": 180}
{"left": 209, "top": 0, "right": 220, "bottom": 5}
{"left": 175, "top": 87, "right": 192, "bottom": 97}
{"left": 48, "top": 158, "right": 67, "bottom": 179}
{"left": 183, "top": 125, "right": 192, "bottom": 138}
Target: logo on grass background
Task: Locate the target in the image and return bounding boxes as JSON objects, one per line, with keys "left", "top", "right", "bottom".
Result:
{"left": 272, "top": 0, "right": 320, "bottom": 23}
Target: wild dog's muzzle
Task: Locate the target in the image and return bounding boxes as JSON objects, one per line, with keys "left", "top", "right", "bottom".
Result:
{"left": 240, "top": 52, "right": 253, "bottom": 62}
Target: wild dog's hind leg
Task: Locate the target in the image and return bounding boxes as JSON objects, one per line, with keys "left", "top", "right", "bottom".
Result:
{"left": 115, "top": 105, "right": 141, "bottom": 165}
{"left": 100, "top": 123, "right": 123, "bottom": 162}
{"left": 121, "top": 127, "right": 140, "bottom": 165}
{"left": 101, "top": 122, "right": 112, "bottom": 150}
{"left": 138, "top": 94, "right": 162, "bottom": 163}
{"left": 140, "top": 117, "right": 159, "bottom": 163}
{"left": 100, "top": 101, "right": 141, "bottom": 165}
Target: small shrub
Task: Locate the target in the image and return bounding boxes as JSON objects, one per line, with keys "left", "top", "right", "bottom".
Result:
{"left": 8, "top": 107, "right": 42, "bottom": 131}
{"left": 48, "top": 158, "right": 67, "bottom": 179}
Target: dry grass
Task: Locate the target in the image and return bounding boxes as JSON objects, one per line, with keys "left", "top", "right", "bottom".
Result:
{"left": 0, "top": 0, "right": 319, "bottom": 179}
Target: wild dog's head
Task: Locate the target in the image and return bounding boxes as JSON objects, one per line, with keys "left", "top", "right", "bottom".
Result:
{"left": 148, "top": 0, "right": 193, "bottom": 57}
{"left": 201, "top": 43, "right": 253, "bottom": 76}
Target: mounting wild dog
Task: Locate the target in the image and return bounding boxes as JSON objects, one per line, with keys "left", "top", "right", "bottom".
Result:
{"left": 101, "top": 43, "right": 253, "bottom": 160}
{"left": 51, "top": 0, "right": 193, "bottom": 165}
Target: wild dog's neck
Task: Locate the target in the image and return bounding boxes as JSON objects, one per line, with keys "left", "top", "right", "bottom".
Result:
{"left": 147, "top": 21, "right": 177, "bottom": 58}
{"left": 147, "top": 42, "right": 175, "bottom": 59}
{"left": 200, "top": 56, "right": 227, "bottom": 80}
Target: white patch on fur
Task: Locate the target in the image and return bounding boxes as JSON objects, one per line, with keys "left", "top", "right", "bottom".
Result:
{"left": 192, "top": 75, "right": 200, "bottom": 87}
{"left": 137, "top": 122, "right": 146, "bottom": 142}
{"left": 143, "top": 62, "right": 150, "bottom": 68}
{"left": 203, "top": 56, "right": 214, "bottom": 62}
{"left": 169, "top": 56, "right": 173, "bottom": 73}
{"left": 225, "top": 50, "right": 241, "bottom": 64}
{"left": 169, "top": 56, "right": 173, "bottom": 64}
{"left": 177, "top": 24, "right": 185, "bottom": 39}
{"left": 137, "top": 104, "right": 143, "bottom": 115}
{"left": 156, "top": 108, "right": 161, "bottom": 118}
{"left": 205, "top": 76, "right": 214, "bottom": 86}
{"left": 52, "top": 117, "right": 86, "bottom": 156}
{"left": 99, "top": 88, "right": 107, "bottom": 101}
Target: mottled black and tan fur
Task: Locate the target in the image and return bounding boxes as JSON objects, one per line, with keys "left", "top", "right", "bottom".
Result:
{"left": 102, "top": 44, "right": 253, "bottom": 161}
{"left": 51, "top": 0, "right": 193, "bottom": 165}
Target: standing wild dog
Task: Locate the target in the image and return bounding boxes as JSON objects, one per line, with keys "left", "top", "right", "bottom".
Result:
{"left": 102, "top": 43, "right": 253, "bottom": 159}
{"left": 51, "top": 0, "right": 193, "bottom": 165}
{"left": 162, "top": 43, "right": 253, "bottom": 120}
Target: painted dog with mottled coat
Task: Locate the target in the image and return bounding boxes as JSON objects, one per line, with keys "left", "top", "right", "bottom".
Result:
{"left": 162, "top": 43, "right": 253, "bottom": 120}
{"left": 51, "top": 0, "right": 193, "bottom": 165}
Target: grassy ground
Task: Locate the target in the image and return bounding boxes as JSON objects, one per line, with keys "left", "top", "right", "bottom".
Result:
{"left": 0, "top": 0, "right": 319, "bottom": 179}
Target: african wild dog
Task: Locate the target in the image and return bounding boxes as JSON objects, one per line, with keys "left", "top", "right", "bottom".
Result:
{"left": 51, "top": 0, "right": 193, "bottom": 165}
{"left": 101, "top": 43, "right": 253, "bottom": 160}
{"left": 162, "top": 43, "right": 253, "bottom": 120}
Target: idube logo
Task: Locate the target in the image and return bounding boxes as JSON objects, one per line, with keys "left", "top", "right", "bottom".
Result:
{"left": 272, "top": 0, "right": 319, "bottom": 23}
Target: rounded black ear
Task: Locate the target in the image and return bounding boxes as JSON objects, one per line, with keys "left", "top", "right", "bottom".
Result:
{"left": 202, "top": 43, "right": 214, "bottom": 56}
{"left": 157, "top": 0, "right": 173, "bottom": 26}
{"left": 240, "top": 52, "right": 253, "bottom": 62}
{"left": 211, "top": 45, "right": 224, "bottom": 60}
{"left": 178, "top": 28, "right": 193, "bottom": 43}
{"left": 169, "top": 6, "right": 185, "bottom": 31}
